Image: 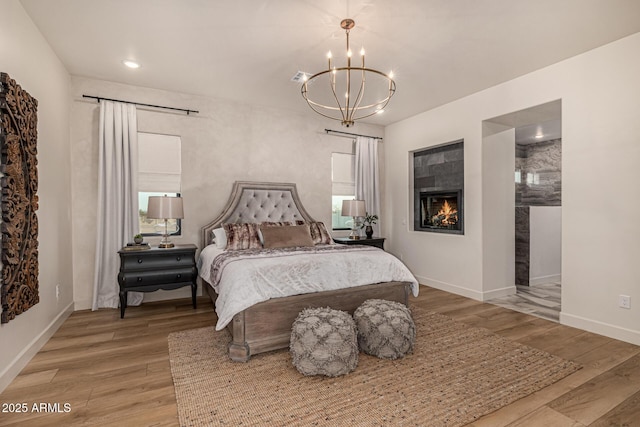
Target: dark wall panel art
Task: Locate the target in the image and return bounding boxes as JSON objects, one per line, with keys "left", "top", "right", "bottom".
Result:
{"left": 0, "top": 72, "right": 39, "bottom": 323}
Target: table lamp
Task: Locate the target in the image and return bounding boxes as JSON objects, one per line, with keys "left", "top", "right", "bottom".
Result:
{"left": 147, "top": 195, "right": 184, "bottom": 248}
{"left": 341, "top": 199, "right": 366, "bottom": 239}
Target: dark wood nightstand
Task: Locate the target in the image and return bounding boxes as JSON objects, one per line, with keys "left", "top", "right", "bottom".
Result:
{"left": 117, "top": 244, "right": 198, "bottom": 318}
{"left": 333, "top": 236, "right": 385, "bottom": 250}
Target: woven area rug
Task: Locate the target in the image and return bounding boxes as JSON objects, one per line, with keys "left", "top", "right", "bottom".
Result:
{"left": 168, "top": 307, "right": 580, "bottom": 426}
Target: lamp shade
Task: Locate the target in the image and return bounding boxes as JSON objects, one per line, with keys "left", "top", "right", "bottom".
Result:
{"left": 341, "top": 199, "right": 366, "bottom": 217}
{"left": 147, "top": 196, "right": 184, "bottom": 219}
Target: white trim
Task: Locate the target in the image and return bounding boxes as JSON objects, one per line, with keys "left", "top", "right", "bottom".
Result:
{"left": 560, "top": 312, "right": 640, "bottom": 346}
{"left": 529, "top": 274, "right": 561, "bottom": 286}
{"left": 416, "top": 275, "right": 516, "bottom": 301}
{"left": 481, "top": 285, "right": 518, "bottom": 301}
{"left": 0, "top": 302, "right": 74, "bottom": 393}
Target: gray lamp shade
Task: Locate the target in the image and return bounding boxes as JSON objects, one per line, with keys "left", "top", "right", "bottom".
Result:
{"left": 147, "top": 196, "right": 184, "bottom": 220}
{"left": 341, "top": 200, "right": 366, "bottom": 217}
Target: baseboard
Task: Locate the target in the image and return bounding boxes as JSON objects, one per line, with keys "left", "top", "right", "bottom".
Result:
{"left": 561, "top": 311, "right": 640, "bottom": 346}
{"left": 415, "top": 275, "right": 515, "bottom": 301}
{"left": 529, "top": 274, "right": 561, "bottom": 286}
{"left": 0, "top": 301, "right": 74, "bottom": 393}
{"left": 481, "top": 285, "right": 517, "bottom": 301}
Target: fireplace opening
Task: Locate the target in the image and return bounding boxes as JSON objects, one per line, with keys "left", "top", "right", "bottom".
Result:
{"left": 419, "top": 191, "right": 463, "bottom": 233}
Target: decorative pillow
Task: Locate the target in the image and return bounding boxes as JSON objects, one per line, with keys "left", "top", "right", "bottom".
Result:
{"left": 294, "top": 220, "right": 333, "bottom": 245}
{"left": 212, "top": 227, "right": 227, "bottom": 249}
{"left": 260, "top": 224, "right": 314, "bottom": 249}
{"left": 222, "top": 223, "right": 261, "bottom": 250}
{"left": 257, "top": 221, "right": 295, "bottom": 245}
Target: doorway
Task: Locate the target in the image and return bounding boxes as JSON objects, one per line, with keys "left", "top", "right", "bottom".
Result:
{"left": 482, "top": 100, "right": 562, "bottom": 322}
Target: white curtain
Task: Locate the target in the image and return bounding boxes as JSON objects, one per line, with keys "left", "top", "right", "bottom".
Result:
{"left": 355, "top": 136, "right": 381, "bottom": 236}
{"left": 92, "top": 101, "right": 143, "bottom": 310}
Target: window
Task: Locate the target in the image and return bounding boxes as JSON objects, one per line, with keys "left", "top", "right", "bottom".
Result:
{"left": 331, "top": 152, "right": 355, "bottom": 230}
{"left": 138, "top": 133, "right": 182, "bottom": 236}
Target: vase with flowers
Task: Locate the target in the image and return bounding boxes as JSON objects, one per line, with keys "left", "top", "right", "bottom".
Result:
{"left": 361, "top": 213, "right": 378, "bottom": 239}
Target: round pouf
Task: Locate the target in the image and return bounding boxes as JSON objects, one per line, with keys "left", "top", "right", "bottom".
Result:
{"left": 354, "top": 299, "right": 416, "bottom": 359}
{"left": 290, "top": 307, "right": 358, "bottom": 377}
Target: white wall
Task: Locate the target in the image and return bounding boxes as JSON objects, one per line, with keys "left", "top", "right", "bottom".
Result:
{"left": 530, "top": 206, "right": 562, "bottom": 285}
{"left": 70, "top": 77, "right": 384, "bottom": 309}
{"left": 0, "top": 0, "right": 74, "bottom": 391}
{"left": 482, "top": 129, "right": 516, "bottom": 298}
{"left": 385, "top": 32, "right": 640, "bottom": 345}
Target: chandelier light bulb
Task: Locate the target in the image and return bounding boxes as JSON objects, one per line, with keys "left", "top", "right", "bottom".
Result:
{"left": 347, "top": 49, "right": 352, "bottom": 58}
{"left": 389, "top": 71, "right": 394, "bottom": 79}
{"left": 360, "top": 48, "right": 365, "bottom": 56}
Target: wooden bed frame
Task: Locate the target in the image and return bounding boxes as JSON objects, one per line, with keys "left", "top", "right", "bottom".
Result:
{"left": 200, "top": 181, "right": 412, "bottom": 362}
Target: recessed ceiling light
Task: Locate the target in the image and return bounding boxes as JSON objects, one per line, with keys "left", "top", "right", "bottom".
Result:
{"left": 122, "top": 60, "right": 140, "bottom": 69}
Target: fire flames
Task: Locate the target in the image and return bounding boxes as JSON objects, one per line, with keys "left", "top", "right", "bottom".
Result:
{"left": 431, "top": 199, "right": 458, "bottom": 227}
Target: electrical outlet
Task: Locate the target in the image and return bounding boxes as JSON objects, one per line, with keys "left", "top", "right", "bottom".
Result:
{"left": 618, "top": 294, "right": 630, "bottom": 309}
{"left": 56, "top": 284, "right": 60, "bottom": 300}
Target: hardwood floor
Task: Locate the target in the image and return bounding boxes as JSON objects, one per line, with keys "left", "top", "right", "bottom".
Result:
{"left": 1, "top": 287, "right": 639, "bottom": 426}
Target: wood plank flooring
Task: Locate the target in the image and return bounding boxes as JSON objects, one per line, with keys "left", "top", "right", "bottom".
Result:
{"left": 1, "top": 286, "right": 638, "bottom": 426}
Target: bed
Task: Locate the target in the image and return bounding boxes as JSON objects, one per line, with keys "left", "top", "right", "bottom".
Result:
{"left": 199, "top": 181, "right": 418, "bottom": 362}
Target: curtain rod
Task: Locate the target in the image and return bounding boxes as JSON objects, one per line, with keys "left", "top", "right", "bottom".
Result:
{"left": 82, "top": 95, "right": 199, "bottom": 115}
{"left": 325, "top": 129, "right": 383, "bottom": 141}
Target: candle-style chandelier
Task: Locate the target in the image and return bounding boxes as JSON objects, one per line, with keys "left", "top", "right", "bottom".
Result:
{"left": 301, "top": 19, "right": 396, "bottom": 127}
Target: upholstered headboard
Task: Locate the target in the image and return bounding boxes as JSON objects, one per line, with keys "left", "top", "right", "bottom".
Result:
{"left": 201, "top": 181, "right": 316, "bottom": 248}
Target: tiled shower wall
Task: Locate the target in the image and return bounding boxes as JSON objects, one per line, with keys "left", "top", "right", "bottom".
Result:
{"left": 515, "top": 138, "right": 561, "bottom": 285}
{"left": 515, "top": 138, "right": 561, "bottom": 206}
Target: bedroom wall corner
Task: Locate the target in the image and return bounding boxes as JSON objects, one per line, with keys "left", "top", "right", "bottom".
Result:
{"left": 0, "top": 0, "right": 74, "bottom": 392}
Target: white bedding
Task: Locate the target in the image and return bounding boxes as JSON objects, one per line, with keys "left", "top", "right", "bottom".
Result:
{"left": 198, "top": 244, "right": 419, "bottom": 331}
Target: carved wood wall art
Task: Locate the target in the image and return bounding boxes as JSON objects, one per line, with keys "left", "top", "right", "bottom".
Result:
{"left": 0, "top": 72, "right": 39, "bottom": 323}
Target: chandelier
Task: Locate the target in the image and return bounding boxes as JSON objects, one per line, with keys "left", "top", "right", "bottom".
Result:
{"left": 301, "top": 19, "right": 396, "bottom": 127}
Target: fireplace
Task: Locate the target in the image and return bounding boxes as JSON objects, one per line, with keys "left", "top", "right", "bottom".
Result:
{"left": 419, "top": 190, "right": 463, "bottom": 234}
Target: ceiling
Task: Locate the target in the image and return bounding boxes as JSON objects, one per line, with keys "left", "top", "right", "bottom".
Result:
{"left": 485, "top": 99, "right": 562, "bottom": 144}
{"left": 20, "top": 0, "right": 640, "bottom": 126}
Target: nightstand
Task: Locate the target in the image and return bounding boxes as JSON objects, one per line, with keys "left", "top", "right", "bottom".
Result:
{"left": 333, "top": 236, "right": 385, "bottom": 250}
{"left": 117, "top": 244, "right": 198, "bottom": 318}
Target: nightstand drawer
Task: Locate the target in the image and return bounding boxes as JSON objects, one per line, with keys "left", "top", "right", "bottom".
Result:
{"left": 121, "top": 252, "right": 195, "bottom": 270}
{"left": 119, "top": 267, "right": 195, "bottom": 289}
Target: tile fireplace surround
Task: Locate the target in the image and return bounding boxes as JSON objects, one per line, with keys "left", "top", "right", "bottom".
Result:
{"left": 413, "top": 140, "right": 464, "bottom": 234}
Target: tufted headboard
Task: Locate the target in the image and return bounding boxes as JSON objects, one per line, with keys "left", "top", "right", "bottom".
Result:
{"left": 201, "top": 181, "right": 317, "bottom": 248}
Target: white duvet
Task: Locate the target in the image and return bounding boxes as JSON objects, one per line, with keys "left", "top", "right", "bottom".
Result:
{"left": 197, "top": 244, "right": 419, "bottom": 331}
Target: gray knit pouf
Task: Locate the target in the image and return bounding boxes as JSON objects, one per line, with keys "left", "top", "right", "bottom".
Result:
{"left": 353, "top": 299, "right": 416, "bottom": 359}
{"left": 290, "top": 307, "right": 358, "bottom": 377}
